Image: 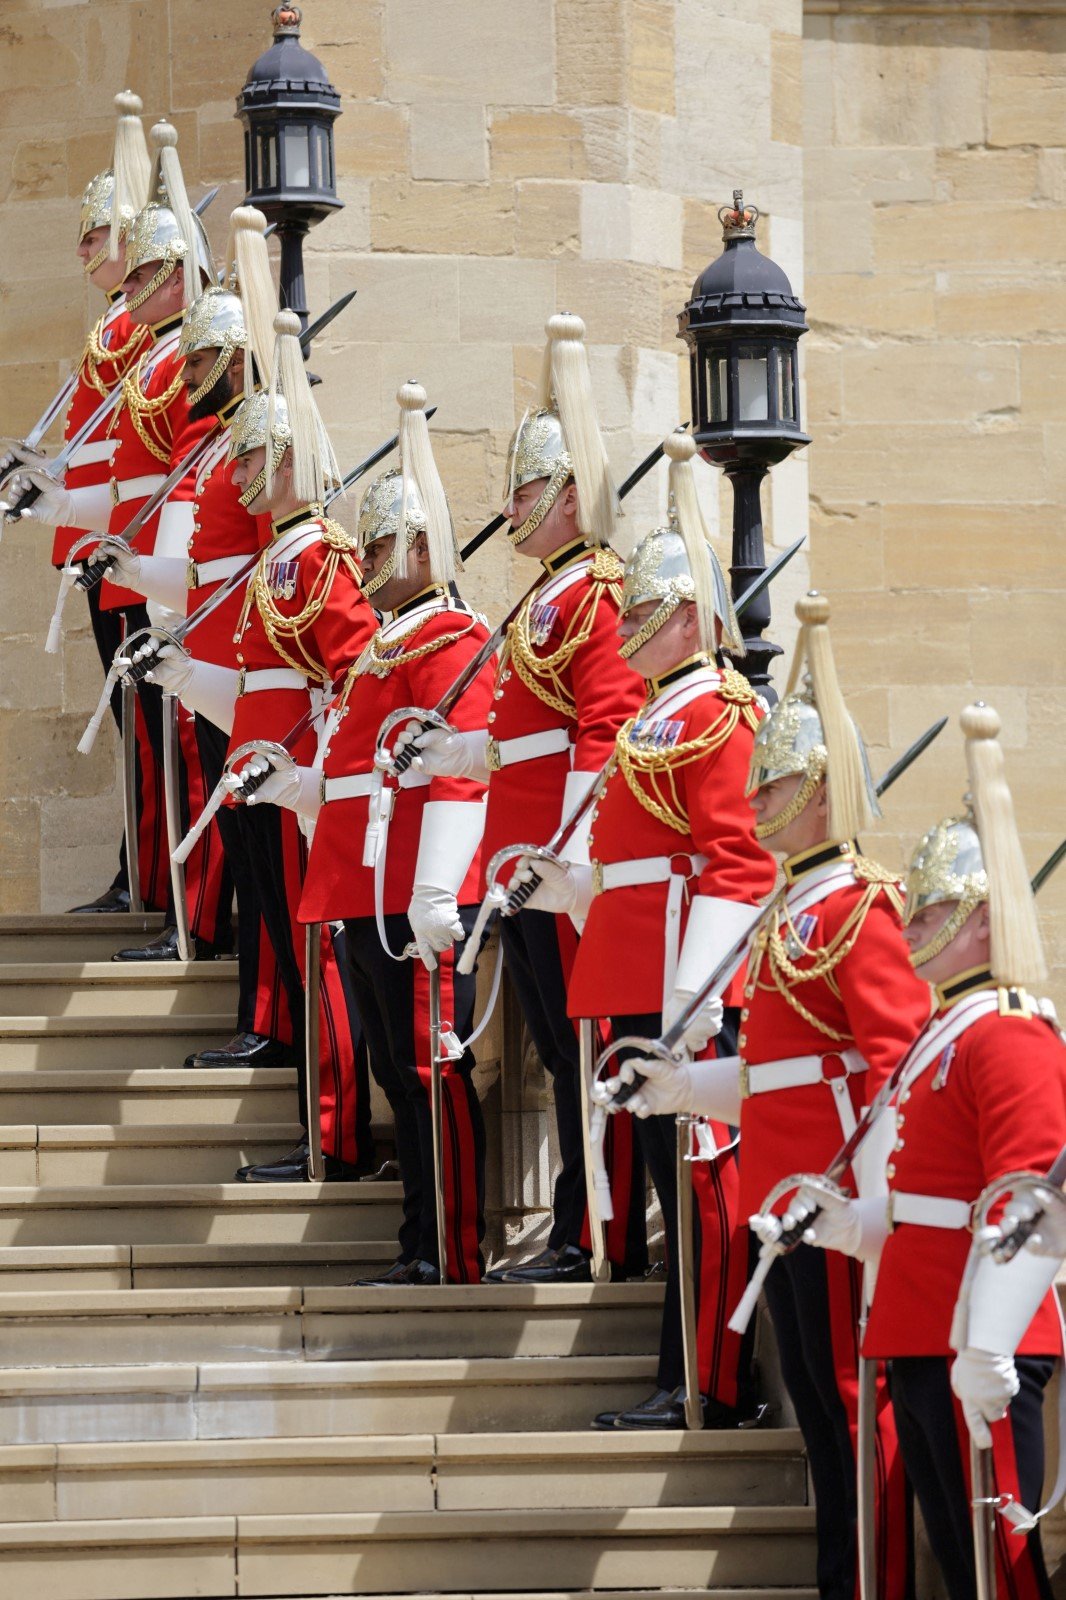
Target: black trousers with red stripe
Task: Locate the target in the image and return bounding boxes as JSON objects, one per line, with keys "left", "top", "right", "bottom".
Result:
{"left": 613, "top": 1009, "right": 756, "bottom": 1411}
{"left": 194, "top": 715, "right": 263, "bottom": 1034}
{"left": 891, "top": 1355, "right": 1053, "bottom": 1600}
{"left": 85, "top": 584, "right": 128, "bottom": 893}
{"left": 501, "top": 909, "right": 647, "bottom": 1277}
{"left": 342, "top": 910, "right": 486, "bottom": 1282}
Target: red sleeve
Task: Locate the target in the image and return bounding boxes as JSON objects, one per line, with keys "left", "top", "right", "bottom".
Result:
{"left": 306, "top": 549, "right": 377, "bottom": 682}
{"left": 971, "top": 1017, "right": 1066, "bottom": 1191}
{"left": 687, "top": 713, "right": 777, "bottom": 907}
{"left": 830, "top": 887, "right": 932, "bottom": 1095}
{"left": 406, "top": 619, "right": 494, "bottom": 804}
{"left": 568, "top": 580, "right": 645, "bottom": 770}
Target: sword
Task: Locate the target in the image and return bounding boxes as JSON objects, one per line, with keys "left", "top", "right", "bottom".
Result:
{"left": 161, "top": 692, "right": 193, "bottom": 962}
{"left": 578, "top": 1019, "right": 611, "bottom": 1282}
{"left": 429, "top": 966, "right": 449, "bottom": 1284}
{"left": 120, "top": 678, "right": 143, "bottom": 914}
{"left": 970, "top": 1438, "right": 998, "bottom": 1600}
{"left": 0, "top": 373, "right": 78, "bottom": 480}
{"left": 454, "top": 535, "right": 808, "bottom": 977}
{"left": 2, "top": 185, "right": 223, "bottom": 520}
{"left": 677, "top": 1115, "right": 702, "bottom": 1429}
{"left": 305, "top": 924, "right": 324, "bottom": 1182}
{"left": 856, "top": 1294, "right": 878, "bottom": 1600}
{"left": 379, "top": 432, "right": 679, "bottom": 782}
{"left": 597, "top": 716, "right": 950, "bottom": 1113}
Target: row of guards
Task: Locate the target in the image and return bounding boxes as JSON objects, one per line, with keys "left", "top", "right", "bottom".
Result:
{"left": 3, "top": 88, "right": 1066, "bottom": 1600}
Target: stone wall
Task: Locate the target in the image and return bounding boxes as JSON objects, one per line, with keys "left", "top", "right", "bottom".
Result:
{"left": 803, "top": 1, "right": 1066, "bottom": 1011}
{"left": 0, "top": 0, "right": 807, "bottom": 914}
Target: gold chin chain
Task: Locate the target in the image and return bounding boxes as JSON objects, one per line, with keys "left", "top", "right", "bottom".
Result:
{"left": 504, "top": 550, "right": 623, "bottom": 719}
{"left": 507, "top": 460, "right": 572, "bottom": 546}
{"left": 755, "top": 754, "right": 827, "bottom": 840}
{"left": 748, "top": 884, "right": 883, "bottom": 1042}
{"left": 83, "top": 313, "right": 147, "bottom": 395}
{"left": 113, "top": 351, "right": 186, "bottom": 463}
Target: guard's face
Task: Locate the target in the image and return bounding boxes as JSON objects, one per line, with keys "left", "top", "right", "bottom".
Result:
{"left": 78, "top": 226, "right": 127, "bottom": 293}
{"left": 231, "top": 445, "right": 269, "bottom": 514}
{"left": 903, "top": 898, "right": 990, "bottom": 984}
{"left": 181, "top": 348, "right": 219, "bottom": 394}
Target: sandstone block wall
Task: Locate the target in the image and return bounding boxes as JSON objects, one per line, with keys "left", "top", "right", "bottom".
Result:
{"left": 0, "top": 0, "right": 807, "bottom": 915}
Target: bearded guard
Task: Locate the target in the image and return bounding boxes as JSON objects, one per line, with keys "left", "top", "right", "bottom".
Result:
{"left": 506, "top": 429, "right": 774, "bottom": 1425}
{"left": 147, "top": 309, "right": 375, "bottom": 1180}
{"left": 410, "top": 314, "right": 648, "bottom": 1283}
{"left": 246, "top": 382, "right": 493, "bottom": 1279}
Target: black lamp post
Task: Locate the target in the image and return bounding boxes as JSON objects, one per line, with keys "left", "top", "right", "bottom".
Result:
{"left": 678, "top": 190, "right": 809, "bottom": 701}
{"left": 236, "top": 4, "right": 342, "bottom": 335}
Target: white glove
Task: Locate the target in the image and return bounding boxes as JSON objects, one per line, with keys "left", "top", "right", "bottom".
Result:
{"left": 241, "top": 760, "right": 322, "bottom": 821}
{"left": 10, "top": 444, "right": 52, "bottom": 474}
{"left": 951, "top": 1347, "right": 1019, "bottom": 1449}
{"left": 797, "top": 1189, "right": 889, "bottom": 1262}
{"left": 143, "top": 641, "right": 193, "bottom": 695}
{"left": 92, "top": 537, "right": 142, "bottom": 589}
{"left": 663, "top": 988, "right": 724, "bottom": 1055}
{"left": 666, "top": 895, "right": 761, "bottom": 1053}
{"left": 389, "top": 722, "right": 490, "bottom": 783}
{"left": 997, "top": 1190, "right": 1066, "bottom": 1261}
{"left": 407, "top": 800, "right": 487, "bottom": 970}
{"left": 408, "top": 887, "right": 464, "bottom": 970}
{"left": 594, "top": 1052, "right": 742, "bottom": 1122}
{"left": 505, "top": 854, "right": 585, "bottom": 917}
{"left": 18, "top": 471, "right": 113, "bottom": 530}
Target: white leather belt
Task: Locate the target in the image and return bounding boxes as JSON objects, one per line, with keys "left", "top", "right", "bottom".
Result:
{"left": 187, "top": 554, "right": 251, "bottom": 589}
{"left": 889, "top": 1192, "right": 972, "bottom": 1231}
{"left": 323, "top": 769, "right": 429, "bottom": 803}
{"left": 592, "top": 852, "right": 707, "bottom": 895}
{"left": 486, "top": 727, "right": 571, "bottom": 771}
{"left": 112, "top": 473, "right": 166, "bottom": 504}
{"left": 741, "top": 1048, "right": 867, "bottom": 1146}
{"left": 68, "top": 439, "right": 116, "bottom": 469}
{"left": 237, "top": 667, "right": 306, "bottom": 695}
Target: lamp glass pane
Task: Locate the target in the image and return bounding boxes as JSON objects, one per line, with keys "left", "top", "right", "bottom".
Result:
{"left": 777, "top": 348, "right": 796, "bottom": 422}
{"left": 705, "top": 353, "right": 729, "bottom": 423}
{"left": 258, "top": 131, "right": 276, "bottom": 191}
{"left": 281, "top": 125, "right": 311, "bottom": 188}
{"left": 737, "top": 345, "right": 769, "bottom": 422}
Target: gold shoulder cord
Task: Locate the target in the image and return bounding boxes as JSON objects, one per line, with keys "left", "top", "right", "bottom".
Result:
{"left": 82, "top": 313, "right": 148, "bottom": 396}
{"left": 615, "top": 669, "right": 762, "bottom": 836}
{"left": 362, "top": 612, "right": 479, "bottom": 679}
{"left": 747, "top": 881, "right": 888, "bottom": 1042}
{"left": 237, "top": 515, "right": 364, "bottom": 683}
{"left": 111, "top": 350, "right": 185, "bottom": 463}
{"left": 504, "top": 550, "right": 624, "bottom": 720}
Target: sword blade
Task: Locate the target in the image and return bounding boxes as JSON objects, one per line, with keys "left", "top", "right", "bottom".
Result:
{"left": 1031, "top": 837, "right": 1066, "bottom": 896}
{"left": 22, "top": 374, "right": 79, "bottom": 453}
{"left": 299, "top": 289, "right": 357, "bottom": 352}
{"left": 732, "top": 536, "right": 806, "bottom": 620}
{"left": 192, "top": 186, "right": 220, "bottom": 217}
{"left": 876, "top": 716, "right": 948, "bottom": 795}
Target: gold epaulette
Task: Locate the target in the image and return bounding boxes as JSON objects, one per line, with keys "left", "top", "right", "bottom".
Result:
{"left": 719, "top": 667, "right": 757, "bottom": 705}
{"left": 998, "top": 986, "right": 1035, "bottom": 1021}
{"left": 590, "top": 547, "right": 623, "bottom": 583}
{"left": 319, "top": 514, "right": 357, "bottom": 552}
{"left": 852, "top": 855, "right": 901, "bottom": 887}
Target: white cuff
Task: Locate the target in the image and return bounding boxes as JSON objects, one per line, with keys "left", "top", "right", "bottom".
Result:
{"left": 68, "top": 481, "right": 116, "bottom": 530}
{"left": 153, "top": 499, "right": 195, "bottom": 560}
{"left": 181, "top": 661, "right": 239, "bottom": 733}
{"left": 687, "top": 1054, "right": 743, "bottom": 1122}
{"left": 463, "top": 729, "right": 491, "bottom": 785}
{"left": 850, "top": 1195, "right": 891, "bottom": 1265}
{"left": 414, "top": 800, "right": 486, "bottom": 897}
{"left": 290, "top": 766, "right": 324, "bottom": 823}
{"left": 137, "top": 555, "right": 190, "bottom": 615}
{"left": 952, "top": 1237, "right": 1061, "bottom": 1357}
{"left": 560, "top": 769, "right": 599, "bottom": 867}
{"left": 675, "top": 895, "right": 763, "bottom": 999}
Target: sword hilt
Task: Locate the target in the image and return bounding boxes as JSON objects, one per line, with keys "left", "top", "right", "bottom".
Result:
{"left": 593, "top": 1033, "right": 682, "bottom": 1110}
{"left": 3, "top": 479, "right": 41, "bottom": 522}
{"left": 222, "top": 741, "right": 293, "bottom": 806}
{"left": 376, "top": 705, "right": 454, "bottom": 779}
{"left": 230, "top": 760, "right": 276, "bottom": 802}
{"left": 75, "top": 553, "right": 114, "bottom": 592}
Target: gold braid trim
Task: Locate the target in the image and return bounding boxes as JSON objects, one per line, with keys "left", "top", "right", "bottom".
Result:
{"left": 237, "top": 535, "right": 362, "bottom": 685}
{"left": 615, "top": 700, "right": 743, "bottom": 836}
{"left": 113, "top": 352, "right": 186, "bottom": 463}
{"left": 503, "top": 560, "right": 623, "bottom": 720}
{"left": 747, "top": 882, "right": 888, "bottom": 1042}
{"left": 83, "top": 313, "right": 147, "bottom": 395}
{"left": 360, "top": 613, "right": 480, "bottom": 679}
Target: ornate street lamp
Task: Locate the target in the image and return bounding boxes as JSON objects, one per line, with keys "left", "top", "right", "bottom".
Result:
{"left": 678, "top": 190, "right": 809, "bottom": 700}
{"left": 236, "top": 4, "right": 342, "bottom": 334}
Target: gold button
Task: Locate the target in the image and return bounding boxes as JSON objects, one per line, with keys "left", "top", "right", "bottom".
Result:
{"left": 738, "top": 1033, "right": 747, "bottom": 1048}
{"left": 894, "top": 1139, "right": 905, "bottom": 1152}
{"left": 901, "top": 1090, "right": 911, "bottom": 1103}
{"left": 886, "top": 1163, "right": 896, "bottom": 1180}
{"left": 487, "top": 711, "right": 496, "bottom": 724}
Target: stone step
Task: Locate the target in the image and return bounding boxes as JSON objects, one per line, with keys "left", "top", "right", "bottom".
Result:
{"left": 0, "top": 1284, "right": 665, "bottom": 1364}
{"left": 0, "top": 1241, "right": 400, "bottom": 1292}
{"left": 0, "top": 1507, "right": 816, "bottom": 1597}
{"left": 0, "top": 1016, "right": 238, "bottom": 1070}
{"left": 0, "top": 1068, "right": 298, "bottom": 1123}
{"left": 0, "top": 1181, "right": 403, "bottom": 1246}
{"left": 0, "top": 912, "right": 166, "bottom": 963}
{"left": 0, "top": 1428, "right": 807, "bottom": 1521}
{"left": 0, "top": 962, "right": 238, "bottom": 1019}
{"left": 0, "top": 1123, "right": 306, "bottom": 1186}
{"left": 0, "top": 1355, "right": 660, "bottom": 1441}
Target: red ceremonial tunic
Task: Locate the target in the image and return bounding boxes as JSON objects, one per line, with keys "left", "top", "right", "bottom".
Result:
{"left": 52, "top": 293, "right": 151, "bottom": 568}
{"left": 736, "top": 839, "right": 932, "bottom": 1219}
{"left": 568, "top": 657, "right": 776, "bottom": 1018}
{"left": 182, "top": 398, "right": 272, "bottom": 669}
{"left": 100, "top": 315, "right": 213, "bottom": 610}
{"left": 299, "top": 585, "right": 494, "bottom": 923}
{"left": 227, "top": 506, "right": 376, "bottom": 762}
{"left": 865, "top": 973, "right": 1066, "bottom": 1359}
{"left": 480, "top": 537, "right": 644, "bottom": 872}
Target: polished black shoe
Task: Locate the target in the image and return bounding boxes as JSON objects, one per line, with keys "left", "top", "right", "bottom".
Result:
{"left": 486, "top": 1244, "right": 593, "bottom": 1285}
{"left": 184, "top": 1033, "right": 288, "bottom": 1070}
{"left": 612, "top": 1385, "right": 689, "bottom": 1431}
{"left": 358, "top": 1157, "right": 400, "bottom": 1183}
{"left": 68, "top": 885, "right": 131, "bottom": 914}
{"left": 355, "top": 1258, "right": 441, "bottom": 1287}
{"left": 111, "top": 925, "right": 232, "bottom": 962}
{"left": 234, "top": 1142, "right": 378, "bottom": 1183}
{"left": 348, "top": 1257, "right": 411, "bottom": 1286}
{"left": 591, "top": 1386, "right": 680, "bottom": 1432}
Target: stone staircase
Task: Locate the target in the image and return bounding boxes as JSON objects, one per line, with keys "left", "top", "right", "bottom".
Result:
{"left": 0, "top": 910, "right": 816, "bottom": 1599}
